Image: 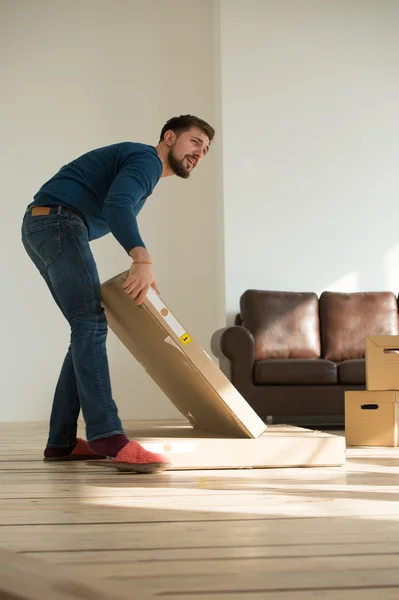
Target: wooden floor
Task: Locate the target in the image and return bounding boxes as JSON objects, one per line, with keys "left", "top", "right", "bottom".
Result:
{"left": 1, "top": 422, "right": 399, "bottom": 599}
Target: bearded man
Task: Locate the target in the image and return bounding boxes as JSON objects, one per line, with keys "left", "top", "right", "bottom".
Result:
{"left": 21, "top": 114, "right": 214, "bottom": 471}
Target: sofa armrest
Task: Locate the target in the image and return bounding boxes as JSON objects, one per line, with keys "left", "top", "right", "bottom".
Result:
{"left": 211, "top": 326, "right": 255, "bottom": 389}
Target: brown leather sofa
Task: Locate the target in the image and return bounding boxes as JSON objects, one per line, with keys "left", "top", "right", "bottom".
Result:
{"left": 211, "top": 290, "right": 399, "bottom": 427}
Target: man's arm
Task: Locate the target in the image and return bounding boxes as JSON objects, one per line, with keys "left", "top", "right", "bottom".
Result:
{"left": 129, "top": 246, "right": 151, "bottom": 263}
{"left": 103, "top": 165, "right": 150, "bottom": 254}
{"left": 103, "top": 154, "right": 162, "bottom": 304}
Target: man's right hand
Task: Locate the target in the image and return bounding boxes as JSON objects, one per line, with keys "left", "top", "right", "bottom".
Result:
{"left": 124, "top": 247, "right": 160, "bottom": 305}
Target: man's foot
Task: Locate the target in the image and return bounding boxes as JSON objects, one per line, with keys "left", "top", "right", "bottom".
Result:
{"left": 110, "top": 440, "right": 171, "bottom": 473}
{"left": 44, "top": 438, "right": 105, "bottom": 461}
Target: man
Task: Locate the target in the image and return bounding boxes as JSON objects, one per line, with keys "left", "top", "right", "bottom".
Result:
{"left": 21, "top": 114, "right": 214, "bottom": 473}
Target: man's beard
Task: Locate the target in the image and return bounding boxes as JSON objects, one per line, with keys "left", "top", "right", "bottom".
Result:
{"left": 167, "top": 149, "right": 191, "bottom": 179}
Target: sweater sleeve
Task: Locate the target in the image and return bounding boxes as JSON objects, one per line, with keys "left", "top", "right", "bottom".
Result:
{"left": 103, "top": 153, "right": 161, "bottom": 254}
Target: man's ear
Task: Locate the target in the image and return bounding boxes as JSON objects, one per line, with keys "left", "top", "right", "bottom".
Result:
{"left": 163, "top": 129, "right": 176, "bottom": 147}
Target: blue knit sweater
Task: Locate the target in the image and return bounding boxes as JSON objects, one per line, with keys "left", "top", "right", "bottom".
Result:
{"left": 32, "top": 142, "right": 163, "bottom": 253}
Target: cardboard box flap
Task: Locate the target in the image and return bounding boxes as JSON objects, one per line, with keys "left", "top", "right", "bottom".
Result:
{"left": 367, "top": 335, "right": 399, "bottom": 350}
{"left": 358, "top": 394, "right": 399, "bottom": 405}
{"left": 346, "top": 390, "right": 399, "bottom": 404}
{"left": 366, "top": 336, "right": 399, "bottom": 391}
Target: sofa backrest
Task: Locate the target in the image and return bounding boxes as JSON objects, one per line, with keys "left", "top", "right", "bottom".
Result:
{"left": 320, "top": 291, "right": 399, "bottom": 361}
{"left": 239, "top": 290, "right": 321, "bottom": 360}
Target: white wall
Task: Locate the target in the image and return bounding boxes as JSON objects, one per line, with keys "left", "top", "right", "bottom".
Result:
{"left": 220, "top": 0, "right": 399, "bottom": 320}
{"left": 1, "top": 0, "right": 224, "bottom": 422}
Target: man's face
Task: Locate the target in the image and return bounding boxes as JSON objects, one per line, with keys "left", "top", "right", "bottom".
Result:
{"left": 167, "top": 127, "right": 210, "bottom": 179}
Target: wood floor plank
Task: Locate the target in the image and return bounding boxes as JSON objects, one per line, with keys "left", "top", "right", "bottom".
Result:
{"left": 163, "top": 591, "right": 399, "bottom": 600}
{"left": 50, "top": 553, "right": 399, "bottom": 578}
{"left": 21, "top": 541, "right": 399, "bottom": 564}
{"left": 2, "top": 519, "right": 399, "bottom": 553}
{"left": 1, "top": 491, "right": 399, "bottom": 524}
{"left": 60, "top": 565, "right": 399, "bottom": 595}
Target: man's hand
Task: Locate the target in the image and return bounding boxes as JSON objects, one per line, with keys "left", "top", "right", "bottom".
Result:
{"left": 124, "top": 247, "right": 160, "bottom": 305}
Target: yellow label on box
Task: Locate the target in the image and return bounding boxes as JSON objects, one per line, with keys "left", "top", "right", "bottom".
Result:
{"left": 180, "top": 333, "right": 191, "bottom": 344}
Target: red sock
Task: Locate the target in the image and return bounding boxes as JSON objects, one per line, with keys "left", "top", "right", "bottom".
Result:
{"left": 88, "top": 434, "right": 129, "bottom": 458}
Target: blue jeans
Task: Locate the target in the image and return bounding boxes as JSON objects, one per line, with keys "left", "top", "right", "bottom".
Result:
{"left": 21, "top": 205, "right": 125, "bottom": 447}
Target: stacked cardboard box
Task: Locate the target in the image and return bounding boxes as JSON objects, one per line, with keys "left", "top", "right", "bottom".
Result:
{"left": 345, "top": 336, "right": 399, "bottom": 446}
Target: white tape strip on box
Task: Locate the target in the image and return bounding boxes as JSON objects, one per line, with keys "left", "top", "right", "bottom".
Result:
{"left": 142, "top": 442, "right": 197, "bottom": 454}
{"left": 147, "top": 287, "right": 191, "bottom": 344}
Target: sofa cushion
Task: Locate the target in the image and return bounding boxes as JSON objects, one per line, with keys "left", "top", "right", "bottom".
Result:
{"left": 338, "top": 359, "right": 366, "bottom": 385}
{"left": 320, "top": 291, "right": 399, "bottom": 362}
{"left": 239, "top": 290, "right": 320, "bottom": 360}
{"left": 254, "top": 359, "right": 337, "bottom": 385}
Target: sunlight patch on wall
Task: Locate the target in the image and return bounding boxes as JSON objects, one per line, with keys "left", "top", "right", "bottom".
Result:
{"left": 321, "top": 272, "right": 359, "bottom": 294}
{"left": 384, "top": 244, "right": 399, "bottom": 292}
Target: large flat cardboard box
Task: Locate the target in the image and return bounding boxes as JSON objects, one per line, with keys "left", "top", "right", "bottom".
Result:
{"left": 94, "top": 420, "right": 346, "bottom": 469}
{"left": 345, "top": 390, "right": 399, "bottom": 446}
{"left": 366, "top": 335, "right": 399, "bottom": 390}
{"left": 101, "top": 271, "right": 266, "bottom": 439}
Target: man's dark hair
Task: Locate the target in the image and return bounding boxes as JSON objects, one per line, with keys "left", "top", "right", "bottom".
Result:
{"left": 159, "top": 114, "right": 215, "bottom": 144}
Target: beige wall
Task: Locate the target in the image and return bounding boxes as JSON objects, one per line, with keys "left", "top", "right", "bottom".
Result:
{"left": 1, "top": 0, "right": 223, "bottom": 421}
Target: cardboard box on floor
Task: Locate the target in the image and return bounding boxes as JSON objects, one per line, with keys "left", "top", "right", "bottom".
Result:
{"left": 101, "top": 271, "right": 266, "bottom": 439}
{"left": 345, "top": 336, "right": 399, "bottom": 447}
{"left": 366, "top": 335, "right": 399, "bottom": 391}
{"left": 345, "top": 390, "right": 399, "bottom": 446}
